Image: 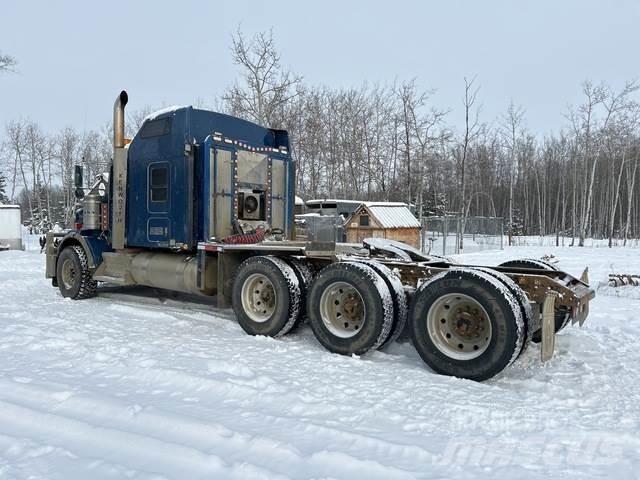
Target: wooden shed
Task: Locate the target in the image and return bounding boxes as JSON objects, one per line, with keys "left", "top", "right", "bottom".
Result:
{"left": 345, "top": 203, "right": 421, "bottom": 248}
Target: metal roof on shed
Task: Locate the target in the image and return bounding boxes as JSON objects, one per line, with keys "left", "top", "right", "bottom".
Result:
{"left": 363, "top": 205, "right": 421, "bottom": 229}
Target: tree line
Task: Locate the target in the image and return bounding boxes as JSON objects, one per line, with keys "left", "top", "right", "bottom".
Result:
{"left": 2, "top": 34, "right": 640, "bottom": 246}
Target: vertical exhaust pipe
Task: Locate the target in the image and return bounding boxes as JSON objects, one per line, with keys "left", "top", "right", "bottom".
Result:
{"left": 113, "top": 90, "right": 128, "bottom": 148}
{"left": 112, "top": 90, "right": 129, "bottom": 250}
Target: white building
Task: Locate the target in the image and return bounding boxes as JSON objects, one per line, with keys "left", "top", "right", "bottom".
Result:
{"left": 0, "top": 205, "right": 23, "bottom": 250}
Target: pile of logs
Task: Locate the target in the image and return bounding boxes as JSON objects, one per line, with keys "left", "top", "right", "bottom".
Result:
{"left": 608, "top": 274, "right": 640, "bottom": 287}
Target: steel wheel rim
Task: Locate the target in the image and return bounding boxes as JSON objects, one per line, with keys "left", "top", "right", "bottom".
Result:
{"left": 426, "top": 293, "right": 492, "bottom": 360}
{"left": 241, "top": 273, "right": 277, "bottom": 323}
{"left": 319, "top": 281, "right": 366, "bottom": 338}
{"left": 61, "top": 258, "right": 77, "bottom": 290}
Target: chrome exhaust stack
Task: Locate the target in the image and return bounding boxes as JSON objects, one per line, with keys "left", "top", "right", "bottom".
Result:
{"left": 113, "top": 90, "right": 128, "bottom": 148}
{"left": 111, "top": 90, "right": 128, "bottom": 250}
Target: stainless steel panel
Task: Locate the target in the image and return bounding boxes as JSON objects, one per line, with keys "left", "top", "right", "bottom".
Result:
{"left": 214, "top": 148, "right": 233, "bottom": 240}
{"left": 237, "top": 150, "right": 268, "bottom": 185}
{"left": 271, "top": 159, "right": 286, "bottom": 231}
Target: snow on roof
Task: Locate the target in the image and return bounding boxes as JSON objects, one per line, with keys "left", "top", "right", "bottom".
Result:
{"left": 306, "top": 199, "right": 363, "bottom": 205}
{"left": 143, "top": 105, "right": 189, "bottom": 123}
{"left": 0, "top": 205, "right": 20, "bottom": 209}
{"left": 362, "top": 204, "right": 420, "bottom": 229}
{"left": 295, "top": 196, "right": 304, "bottom": 205}
{"left": 306, "top": 199, "right": 411, "bottom": 207}
{"left": 364, "top": 202, "right": 408, "bottom": 207}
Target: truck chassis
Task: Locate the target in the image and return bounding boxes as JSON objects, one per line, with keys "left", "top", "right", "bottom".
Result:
{"left": 47, "top": 231, "right": 594, "bottom": 382}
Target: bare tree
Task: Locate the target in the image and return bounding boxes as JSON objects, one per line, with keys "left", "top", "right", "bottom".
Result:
{"left": 459, "top": 76, "right": 481, "bottom": 250}
{"left": 500, "top": 101, "right": 525, "bottom": 245}
{"left": 0, "top": 51, "right": 17, "bottom": 72}
{"left": 223, "top": 29, "right": 302, "bottom": 127}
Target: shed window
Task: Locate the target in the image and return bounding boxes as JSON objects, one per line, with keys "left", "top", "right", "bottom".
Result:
{"left": 359, "top": 214, "right": 370, "bottom": 226}
{"left": 150, "top": 166, "right": 169, "bottom": 202}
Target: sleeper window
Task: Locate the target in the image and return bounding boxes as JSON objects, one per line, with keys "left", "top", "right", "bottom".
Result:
{"left": 150, "top": 166, "right": 169, "bottom": 202}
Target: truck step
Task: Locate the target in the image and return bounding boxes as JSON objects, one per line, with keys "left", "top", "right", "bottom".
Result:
{"left": 93, "top": 274, "right": 131, "bottom": 285}
{"left": 92, "top": 252, "right": 136, "bottom": 286}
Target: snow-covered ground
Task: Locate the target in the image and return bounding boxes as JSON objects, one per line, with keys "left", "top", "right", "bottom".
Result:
{"left": 1, "top": 241, "right": 639, "bottom": 479}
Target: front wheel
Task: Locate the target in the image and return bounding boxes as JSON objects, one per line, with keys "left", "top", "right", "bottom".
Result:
{"left": 409, "top": 268, "right": 524, "bottom": 381}
{"left": 56, "top": 245, "right": 97, "bottom": 299}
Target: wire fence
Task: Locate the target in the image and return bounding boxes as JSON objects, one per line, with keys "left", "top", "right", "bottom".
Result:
{"left": 421, "top": 216, "right": 504, "bottom": 256}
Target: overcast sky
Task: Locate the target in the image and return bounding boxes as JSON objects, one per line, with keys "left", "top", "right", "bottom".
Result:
{"left": 1, "top": 0, "right": 639, "bottom": 137}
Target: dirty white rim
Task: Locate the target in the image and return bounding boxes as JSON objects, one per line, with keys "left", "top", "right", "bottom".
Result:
{"left": 426, "top": 293, "right": 492, "bottom": 360}
{"left": 319, "top": 281, "right": 365, "bottom": 338}
{"left": 61, "top": 257, "right": 77, "bottom": 290}
{"left": 241, "top": 273, "right": 277, "bottom": 323}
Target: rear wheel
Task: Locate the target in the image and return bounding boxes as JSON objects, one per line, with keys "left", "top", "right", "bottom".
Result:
{"left": 56, "top": 245, "right": 97, "bottom": 299}
{"left": 307, "top": 262, "right": 394, "bottom": 356}
{"left": 470, "top": 267, "right": 534, "bottom": 358}
{"left": 409, "top": 268, "right": 524, "bottom": 381}
{"left": 232, "top": 256, "right": 302, "bottom": 337}
{"left": 352, "top": 259, "right": 408, "bottom": 349}
{"left": 498, "top": 258, "right": 569, "bottom": 341}
{"left": 499, "top": 258, "right": 559, "bottom": 271}
{"left": 282, "top": 257, "right": 315, "bottom": 325}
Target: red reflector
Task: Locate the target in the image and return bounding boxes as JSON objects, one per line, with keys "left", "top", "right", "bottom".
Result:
{"left": 75, "top": 223, "right": 83, "bottom": 230}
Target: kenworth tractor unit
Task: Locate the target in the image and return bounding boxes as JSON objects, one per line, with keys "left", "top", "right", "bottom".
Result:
{"left": 45, "top": 91, "right": 595, "bottom": 381}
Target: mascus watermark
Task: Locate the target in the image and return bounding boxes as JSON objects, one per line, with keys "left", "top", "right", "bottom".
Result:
{"left": 435, "top": 434, "right": 624, "bottom": 467}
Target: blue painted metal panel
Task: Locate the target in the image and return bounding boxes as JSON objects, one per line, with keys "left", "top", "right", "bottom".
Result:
{"left": 84, "top": 235, "right": 111, "bottom": 267}
{"left": 124, "top": 107, "right": 292, "bottom": 249}
{"left": 58, "top": 231, "right": 111, "bottom": 269}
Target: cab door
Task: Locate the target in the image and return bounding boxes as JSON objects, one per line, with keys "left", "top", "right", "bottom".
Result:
{"left": 147, "top": 161, "right": 171, "bottom": 243}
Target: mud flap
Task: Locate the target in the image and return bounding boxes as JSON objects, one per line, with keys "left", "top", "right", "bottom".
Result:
{"left": 541, "top": 291, "right": 558, "bottom": 362}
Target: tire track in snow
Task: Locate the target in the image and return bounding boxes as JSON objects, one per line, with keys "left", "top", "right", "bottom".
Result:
{"left": 0, "top": 399, "right": 232, "bottom": 479}
{"left": 0, "top": 378, "right": 420, "bottom": 479}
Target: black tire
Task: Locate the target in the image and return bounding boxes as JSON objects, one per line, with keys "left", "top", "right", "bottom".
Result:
{"left": 470, "top": 267, "right": 534, "bottom": 358}
{"left": 352, "top": 259, "right": 408, "bottom": 349}
{"left": 499, "top": 258, "right": 559, "bottom": 271}
{"left": 498, "top": 258, "right": 569, "bottom": 340}
{"left": 282, "top": 256, "right": 315, "bottom": 325}
{"left": 409, "top": 268, "right": 524, "bottom": 381}
{"left": 307, "top": 262, "right": 394, "bottom": 356}
{"left": 428, "top": 254, "right": 457, "bottom": 264}
{"left": 232, "top": 256, "right": 302, "bottom": 337}
{"left": 56, "top": 245, "right": 97, "bottom": 299}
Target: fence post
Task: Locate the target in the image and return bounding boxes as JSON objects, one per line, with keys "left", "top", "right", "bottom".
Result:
{"left": 443, "top": 217, "right": 447, "bottom": 256}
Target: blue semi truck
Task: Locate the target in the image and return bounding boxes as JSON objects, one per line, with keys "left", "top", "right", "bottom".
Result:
{"left": 45, "top": 91, "right": 594, "bottom": 381}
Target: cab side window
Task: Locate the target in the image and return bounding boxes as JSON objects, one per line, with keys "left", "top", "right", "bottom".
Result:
{"left": 150, "top": 165, "right": 169, "bottom": 202}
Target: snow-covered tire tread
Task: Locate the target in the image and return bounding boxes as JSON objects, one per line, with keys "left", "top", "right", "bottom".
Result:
{"left": 307, "top": 262, "right": 394, "bottom": 356}
{"left": 56, "top": 245, "right": 97, "bottom": 300}
{"left": 499, "top": 258, "right": 569, "bottom": 337}
{"left": 282, "top": 256, "right": 314, "bottom": 325}
{"left": 470, "top": 267, "right": 534, "bottom": 358}
{"left": 232, "top": 255, "right": 301, "bottom": 338}
{"left": 409, "top": 267, "right": 525, "bottom": 381}
{"left": 352, "top": 259, "right": 407, "bottom": 348}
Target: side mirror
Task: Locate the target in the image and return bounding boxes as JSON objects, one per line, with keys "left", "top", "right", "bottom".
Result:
{"left": 74, "top": 165, "right": 84, "bottom": 199}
